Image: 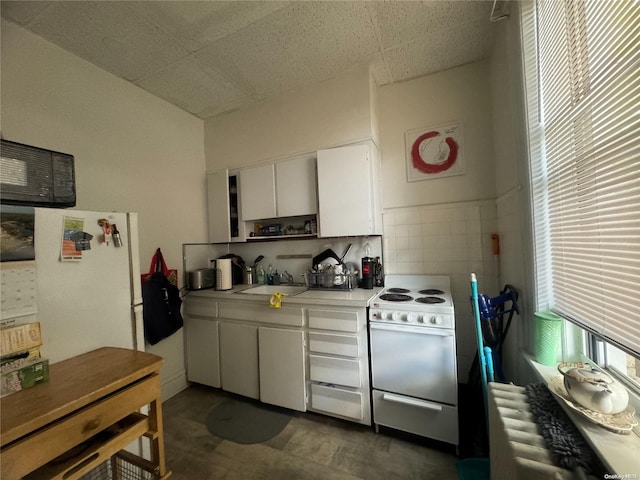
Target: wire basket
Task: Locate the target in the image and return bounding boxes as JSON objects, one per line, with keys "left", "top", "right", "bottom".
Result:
{"left": 303, "top": 272, "right": 358, "bottom": 290}
{"left": 81, "top": 453, "right": 159, "bottom": 480}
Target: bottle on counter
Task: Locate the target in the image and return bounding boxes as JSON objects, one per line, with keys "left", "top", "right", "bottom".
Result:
{"left": 257, "top": 266, "right": 266, "bottom": 285}
{"left": 267, "top": 264, "right": 274, "bottom": 285}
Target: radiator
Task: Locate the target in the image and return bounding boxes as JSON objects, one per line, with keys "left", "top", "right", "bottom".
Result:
{"left": 488, "top": 382, "right": 574, "bottom": 480}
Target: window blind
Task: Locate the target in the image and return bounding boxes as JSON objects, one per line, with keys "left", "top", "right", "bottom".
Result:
{"left": 521, "top": 0, "right": 640, "bottom": 357}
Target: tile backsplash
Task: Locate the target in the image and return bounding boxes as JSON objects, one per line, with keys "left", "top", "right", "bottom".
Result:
{"left": 183, "top": 236, "right": 382, "bottom": 286}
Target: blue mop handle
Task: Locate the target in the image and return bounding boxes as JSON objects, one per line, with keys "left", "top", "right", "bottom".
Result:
{"left": 471, "top": 274, "right": 489, "bottom": 409}
{"left": 484, "top": 346, "right": 495, "bottom": 383}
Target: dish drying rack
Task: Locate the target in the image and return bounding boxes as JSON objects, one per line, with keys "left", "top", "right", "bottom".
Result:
{"left": 304, "top": 272, "right": 358, "bottom": 291}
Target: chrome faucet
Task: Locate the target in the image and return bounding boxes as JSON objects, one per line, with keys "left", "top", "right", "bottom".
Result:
{"left": 280, "top": 271, "right": 294, "bottom": 284}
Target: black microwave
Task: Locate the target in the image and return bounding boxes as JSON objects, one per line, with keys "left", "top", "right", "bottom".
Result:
{"left": 0, "top": 139, "right": 76, "bottom": 207}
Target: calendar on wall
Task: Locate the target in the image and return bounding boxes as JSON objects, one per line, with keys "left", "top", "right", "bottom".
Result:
{"left": 1, "top": 261, "right": 38, "bottom": 323}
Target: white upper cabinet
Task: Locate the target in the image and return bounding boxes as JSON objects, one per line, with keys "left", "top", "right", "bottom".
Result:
{"left": 240, "top": 155, "right": 317, "bottom": 222}
{"left": 317, "top": 141, "right": 382, "bottom": 237}
{"left": 240, "top": 164, "right": 277, "bottom": 221}
{"left": 275, "top": 155, "right": 317, "bottom": 217}
{"left": 207, "top": 169, "right": 232, "bottom": 243}
{"left": 207, "top": 170, "right": 245, "bottom": 243}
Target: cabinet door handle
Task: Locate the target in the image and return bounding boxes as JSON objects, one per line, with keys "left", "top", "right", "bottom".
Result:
{"left": 382, "top": 393, "right": 443, "bottom": 412}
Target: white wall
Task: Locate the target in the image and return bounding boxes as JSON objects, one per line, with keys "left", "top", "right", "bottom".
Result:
{"left": 378, "top": 61, "right": 497, "bottom": 209}
{"left": 489, "top": 8, "right": 534, "bottom": 385}
{"left": 377, "top": 60, "right": 502, "bottom": 381}
{"left": 1, "top": 19, "right": 208, "bottom": 399}
{"left": 204, "top": 65, "right": 377, "bottom": 171}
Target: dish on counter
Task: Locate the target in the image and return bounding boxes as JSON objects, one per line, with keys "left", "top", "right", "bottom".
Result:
{"left": 547, "top": 375, "right": 638, "bottom": 434}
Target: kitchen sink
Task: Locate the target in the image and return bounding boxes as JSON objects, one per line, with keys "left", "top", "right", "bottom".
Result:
{"left": 237, "top": 285, "right": 307, "bottom": 296}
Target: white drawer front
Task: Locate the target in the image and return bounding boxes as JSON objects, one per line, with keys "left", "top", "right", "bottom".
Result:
{"left": 309, "top": 355, "right": 361, "bottom": 388}
{"left": 219, "top": 302, "right": 304, "bottom": 327}
{"left": 311, "top": 384, "right": 363, "bottom": 421}
{"left": 308, "top": 309, "right": 359, "bottom": 332}
{"left": 308, "top": 332, "right": 359, "bottom": 357}
{"left": 184, "top": 298, "right": 218, "bottom": 318}
{"left": 372, "top": 390, "right": 459, "bottom": 445}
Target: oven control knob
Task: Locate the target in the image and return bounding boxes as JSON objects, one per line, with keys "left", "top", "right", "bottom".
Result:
{"left": 408, "top": 313, "right": 423, "bottom": 323}
{"left": 430, "top": 315, "right": 442, "bottom": 325}
{"left": 392, "top": 312, "right": 401, "bottom": 321}
{"left": 385, "top": 312, "right": 395, "bottom": 320}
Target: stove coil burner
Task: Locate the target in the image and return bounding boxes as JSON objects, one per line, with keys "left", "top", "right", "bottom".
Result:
{"left": 418, "top": 289, "right": 445, "bottom": 295}
{"left": 386, "top": 288, "right": 411, "bottom": 294}
{"left": 379, "top": 293, "right": 413, "bottom": 302}
{"left": 415, "top": 296, "right": 445, "bottom": 304}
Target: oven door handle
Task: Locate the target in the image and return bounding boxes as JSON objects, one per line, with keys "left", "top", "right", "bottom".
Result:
{"left": 382, "top": 393, "right": 443, "bottom": 412}
{"left": 369, "top": 323, "right": 453, "bottom": 336}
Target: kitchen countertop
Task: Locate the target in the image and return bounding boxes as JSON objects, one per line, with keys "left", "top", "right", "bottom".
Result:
{"left": 186, "top": 284, "right": 382, "bottom": 308}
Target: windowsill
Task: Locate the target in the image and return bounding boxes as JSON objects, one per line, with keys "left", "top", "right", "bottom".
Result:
{"left": 524, "top": 353, "right": 640, "bottom": 475}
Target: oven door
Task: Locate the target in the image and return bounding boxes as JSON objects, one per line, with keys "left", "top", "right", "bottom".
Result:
{"left": 369, "top": 322, "right": 457, "bottom": 405}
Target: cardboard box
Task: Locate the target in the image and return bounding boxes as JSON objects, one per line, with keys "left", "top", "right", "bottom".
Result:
{"left": 0, "top": 322, "right": 42, "bottom": 358}
{"left": 1, "top": 357, "right": 49, "bottom": 397}
{"left": 0, "top": 348, "right": 41, "bottom": 366}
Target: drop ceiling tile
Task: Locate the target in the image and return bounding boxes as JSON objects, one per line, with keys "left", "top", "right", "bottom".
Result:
{"left": 136, "top": 56, "right": 249, "bottom": 118}
{"left": 0, "top": 1, "right": 52, "bottom": 25}
{"left": 367, "top": 0, "right": 492, "bottom": 49}
{"left": 137, "top": 1, "right": 292, "bottom": 52}
{"left": 196, "top": 2, "right": 379, "bottom": 99}
{"left": 384, "top": 18, "right": 494, "bottom": 81}
{"left": 26, "top": 1, "right": 189, "bottom": 82}
{"left": 2, "top": 0, "right": 499, "bottom": 119}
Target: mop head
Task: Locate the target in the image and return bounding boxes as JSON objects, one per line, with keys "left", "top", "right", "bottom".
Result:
{"left": 525, "top": 383, "right": 604, "bottom": 476}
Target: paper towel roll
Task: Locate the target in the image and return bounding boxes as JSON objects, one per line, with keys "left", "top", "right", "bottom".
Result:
{"left": 215, "top": 258, "right": 233, "bottom": 290}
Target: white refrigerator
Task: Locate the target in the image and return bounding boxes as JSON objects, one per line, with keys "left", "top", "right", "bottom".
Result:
{"left": 33, "top": 207, "right": 144, "bottom": 362}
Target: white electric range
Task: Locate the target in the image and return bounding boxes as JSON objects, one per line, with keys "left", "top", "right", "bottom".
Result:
{"left": 368, "top": 274, "right": 458, "bottom": 446}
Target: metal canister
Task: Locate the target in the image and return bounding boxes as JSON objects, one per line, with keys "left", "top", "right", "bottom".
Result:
{"left": 243, "top": 266, "right": 255, "bottom": 284}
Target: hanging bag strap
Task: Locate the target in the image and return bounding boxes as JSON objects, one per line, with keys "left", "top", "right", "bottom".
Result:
{"left": 146, "top": 248, "right": 170, "bottom": 277}
{"left": 153, "top": 248, "right": 170, "bottom": 277}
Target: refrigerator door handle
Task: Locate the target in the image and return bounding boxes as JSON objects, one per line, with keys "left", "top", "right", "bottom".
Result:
{"left": 127, "top": 212, "right": 143, "bottom": 306}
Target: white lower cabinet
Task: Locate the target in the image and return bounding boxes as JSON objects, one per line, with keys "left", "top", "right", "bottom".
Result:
{"left": 185, "top": 298, "right": 370, "bottom": 425}
{"left": 218, "top": 301, "right": 307, "bottom": 411}
{"left": 259, "top": 327, "right": 306, "bottom": 411}
{"left": 311, "top": 384, "right": 363, "bottom": 421}
{"left": 185, "top": 316, "right": 220, "bottom": 387}
{"left": 309, "top": 355, "right": 361, "bottom": 388}
{"left": 219, "top": 322, "right": 259, "bottom": 399}
{"left": 307, "top": 308, "right": 371, "bottom": 425}
{"left": 184, "top": 299, "right": 220, "bottom": 388}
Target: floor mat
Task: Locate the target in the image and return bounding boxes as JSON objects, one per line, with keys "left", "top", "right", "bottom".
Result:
{"left": 205, "top": 397, "right": 293, "bottom": 444}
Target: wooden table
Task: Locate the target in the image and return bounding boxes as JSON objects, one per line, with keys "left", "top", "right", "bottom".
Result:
{"left": 1, "top": 347, "right": 171, "bottom": 479}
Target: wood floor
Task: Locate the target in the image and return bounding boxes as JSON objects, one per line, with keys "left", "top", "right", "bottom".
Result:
{"left": 162, "top": 384, "right": 460, "bottom": 479}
